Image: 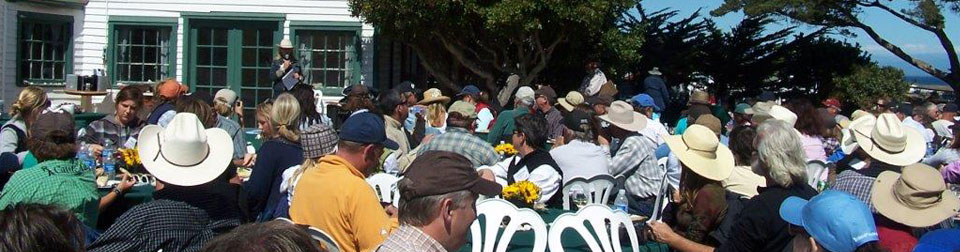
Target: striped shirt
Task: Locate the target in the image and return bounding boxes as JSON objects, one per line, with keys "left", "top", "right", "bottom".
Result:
{"left": 606, "top": 134, "right": 662, "bottom": 198}
{"left": 79, "top": 115, "right": 145, "bottom": 148}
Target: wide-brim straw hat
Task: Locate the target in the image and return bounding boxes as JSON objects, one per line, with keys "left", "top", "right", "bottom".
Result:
{"left": 648, "top": 67, "right": 662, "bottom": 76}
{"left": 840, "top": 113, "right": 876, "bottom": 155}
{"left": 557, "top": 91, "right": 584, "bottom": 112}
{"left": 278, "top": 38, "right": 294, "bottom": 49}
{"left": 852, "top": 113, "right": 924, "bottom": 166}
{"left": 418, "top": 88, "right": 451, "bottom": 105}
{"left": 871, "top": 163, "right": 960, "bottom": 227}
{"left": 598, "top": 101, "right": 647, "bottom": 132}
{"left": 665, "top": 124, "right": 734, "bottom": 181}
{"left": 138, "top": 113, "right": 233, "bottom": 186}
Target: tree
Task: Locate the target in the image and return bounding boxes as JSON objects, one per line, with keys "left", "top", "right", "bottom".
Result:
{"left": 699, "top": 15, "right": 793, "bottom": 100}
{"left": 348, "top": 0, "right": 633, "bottom": 92}
{"left": 833, "top": 64, "right": 911, "bottom": 108}
{"left": 712, "top": 0, "right": 960, "bottom": 98}
{"left": 776, "top": 36, "right": 871, "bottom": 100}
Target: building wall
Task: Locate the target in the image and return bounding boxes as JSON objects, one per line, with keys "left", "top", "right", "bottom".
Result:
{"left": 1, "top": 0, "right": 372, "bottom": 112}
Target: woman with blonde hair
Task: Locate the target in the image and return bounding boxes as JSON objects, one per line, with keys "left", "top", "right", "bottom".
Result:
{"left": 1, "top": 87, "right": 49, "bottom": 156}
{"left": 244, "top": 93, "right": 303, "bottom": 221}
{"left": 418, "top": 88, "right": 450, "bottom": 135}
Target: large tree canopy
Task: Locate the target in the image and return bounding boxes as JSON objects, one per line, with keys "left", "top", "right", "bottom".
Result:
{"left": 349, "top": 0, "right": 632, "bottom": 92}
{"left": 712, "top": 0, "right": 960, "bottom": 97}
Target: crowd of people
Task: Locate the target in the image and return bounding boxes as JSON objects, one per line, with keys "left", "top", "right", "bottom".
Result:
{"left": 0, "top": 60, "right": 959, "bottom": 252}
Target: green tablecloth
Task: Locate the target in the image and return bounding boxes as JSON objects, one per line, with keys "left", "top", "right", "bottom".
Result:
{"left": 0, "top": 112, "right": 105, "bottom": 131}
{"left": 245, "top": 128, "right": 262, "bottom": 151}
{"left": 457, "top": 208, "right": 667, "bottom": 252}
{"left": 96, "top": 185, "right": 154, "bottom": 230}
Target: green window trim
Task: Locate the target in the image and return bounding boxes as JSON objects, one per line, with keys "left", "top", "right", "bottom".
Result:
{"left": 106, "top": 16, "right": 178, "bottom": 87}
{"left": 181, "top": 12, "right": 285, "bottom": 92}
{"left": 16, "top": 11, "right": 74, "bottom": 87}
{"left": 290, "top": 21, "right": 363, "bottom": 96}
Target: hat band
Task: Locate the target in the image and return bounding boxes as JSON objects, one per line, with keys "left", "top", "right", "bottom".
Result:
{"left": 682, "top": 135, "right": 718, "bottom": 159}
{"left": 153, "top": 132, "right": 211, "bottom": 168}
{"left": 871, "top": 131, "right": 906, "bottom": 154}
{"left": 892, "top": 179, "right": 942, "bottom": 209}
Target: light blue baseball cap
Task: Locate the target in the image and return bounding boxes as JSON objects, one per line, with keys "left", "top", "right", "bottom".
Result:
{"left": 779, "top": 190, "right": 879, "bottom": 252}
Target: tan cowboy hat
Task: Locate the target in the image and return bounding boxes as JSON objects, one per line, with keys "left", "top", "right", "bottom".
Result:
{"left": 871, "top": 163, "right": 960, "bottom": 227}
{"left": 665, "top": 124, "right": 734, "bottom": 181}
{"left": 598, "top": 101, "right": 647, "bottom": 132}
{"left": 852, "top": 113, "right": 924, "bottom": 166}
{"left": 138, "top": 113, "right": 233, "bottom": 186}
{"left": 840, "top": 113, "right": 876, "bottom": 155}
{"left": 850, "top": 109, "right": 871, "bottom": 121}
{"left": 689, "top": 90, "right": 710, "bottom": 105}
{"left": 418, "top": 88, "right": 450, "bottom": 105}
{"left": 278, "top": 38, "right": 294, "bottom": 49}
{"left": 753, "top": 104, "right": 797, "bottom": 127}
{"left": 557, "top": 91, "right": 584, "bottom": 112}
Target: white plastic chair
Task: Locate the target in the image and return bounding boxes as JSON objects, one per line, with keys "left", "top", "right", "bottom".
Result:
{"left": 470, "top": 198, "right": 548, "bottom": 252}
{"left": 561, "top": 175, "right": 616, "bottom": 210}
{"left": 366, "top": 173, "right": 401, "bottom": 206}
{"left": 307, "top": 226, "right": 341, "bottom": 252}
{"left": 548, "top": 204, "right": 640, "bottom": 252}
{"left": 805, "top": 160, "right": 829, "bottom": 190}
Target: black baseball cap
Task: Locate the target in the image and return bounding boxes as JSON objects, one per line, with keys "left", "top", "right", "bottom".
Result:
{"left": 563, "top": 110, "right": 591, "bottom": 133}
{"left": 399, "top": 151, "right": 502, "bottom": 200}
{"left": 944, "top": 103, "right": 958, "bottom": 113}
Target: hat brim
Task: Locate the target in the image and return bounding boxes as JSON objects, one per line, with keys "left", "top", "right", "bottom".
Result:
{"left": 779, "top": 196, "right": 808, "bottom": 227}
{"left": 418, "top": 96, "right": 451, "bottom": 105}
{"left": 138, "top": 125, "right": 233, "bottom": 187}
{"left": 664, "top": 135, "right": 735, "bottom": 181}
{"left": 871, "top": 171, "right": 960, "bottom": 227}
{"left": 470, "top": 178, "right": 503, "bottom": 197}
{"left": 383, "top": 138, "right": 399, "bottom": 150}
{"left": 648, "top": 70, "right": 662, "bottom": 75}
{"left": 558, "top": 98, "right": 575, "bottom": 112}
{"left": 853, "top": 124, "right": 925, "bottom": 166}
{"left": 598, "top": 112, "right": 647, "bottom": 132}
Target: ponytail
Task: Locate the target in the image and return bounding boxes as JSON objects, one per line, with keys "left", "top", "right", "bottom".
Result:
{"left": 271, "top": 93, "right": 301, "bottom": 142}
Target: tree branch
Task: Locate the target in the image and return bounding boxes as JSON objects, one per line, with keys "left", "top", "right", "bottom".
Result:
{"left": 433, "top": 33, "right": 496, "bottom": 88}
{"left": 862, "top": 1, "right": 937, "bottom": 32}
{"left": 851, "top": 20, "right": 950, "bottom": 80}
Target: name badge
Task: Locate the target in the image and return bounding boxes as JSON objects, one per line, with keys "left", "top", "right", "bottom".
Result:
{"left": 124, "top": 138, "right": 137, "bottom": 149}
{"left": 513, "top": 167, "right": 530, "bottom": 182}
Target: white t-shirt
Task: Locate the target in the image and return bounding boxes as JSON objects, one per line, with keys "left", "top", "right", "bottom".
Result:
{"left": 549, "top": 140, "right": 611, "bottom": 184}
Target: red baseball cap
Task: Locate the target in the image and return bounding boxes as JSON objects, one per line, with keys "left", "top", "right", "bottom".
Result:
{"left": 823, "top": 98, "right": 842, "bottom": 110}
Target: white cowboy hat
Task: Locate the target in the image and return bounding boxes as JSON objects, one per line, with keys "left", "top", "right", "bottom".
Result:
{"left": 278, "top": 38, "right": 294, "bottom": 49}
{"left": 648, "top": 67, "right": 662, "bottom": 76}
{"left": 840, "top": 113, "right": 876, "bottom": 155}
{"left": 598, "top": 101, "right": 647, "bottom": 132}
{"left": 871, "top": 163, "right": 960, "bottom": 227}
{"left": 665, "top": 124, "right": 734, "bottom": 181}
{"left": 138, "top": 113, "right": 233, "bottom": 186}
{"left": 852, "top": 113, "right": 924, "bottom": 166}
{"left": 752, "top": 104, "right": 797, "bottom": 127}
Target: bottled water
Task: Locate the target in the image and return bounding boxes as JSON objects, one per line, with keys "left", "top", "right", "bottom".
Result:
{"left": 614, "top": 189, "right": 629, "bottom": 212}
{"left": 102, "top": 140, "right": 116, "bottom": 178}
{"left": 77, "top": 142, "right": 95, "bottom": 169}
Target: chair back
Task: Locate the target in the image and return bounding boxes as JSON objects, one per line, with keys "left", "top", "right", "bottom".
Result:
{"left": 561, "top": 175, "right": 616, "bottom": 210}
{"left": 307, "top": 226, "right": 341, "bottom": 252}
{"left": 805, "top": 160, "right": 828, "bottom": 190}
{"left": 548, "top": 204, "right": 640, "bottom": 252}
{"left": 470, "top": 198, "right": 548, "bottom": 252}
{"left": 366, "top": 173, "right": 401, "bottom": 206}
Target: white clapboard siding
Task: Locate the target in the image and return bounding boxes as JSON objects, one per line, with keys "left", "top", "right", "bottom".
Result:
{"left": 1, "top": 0, "right": 373, "bottom": 110}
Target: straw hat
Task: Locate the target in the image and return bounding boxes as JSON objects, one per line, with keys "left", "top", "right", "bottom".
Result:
{"left": 852, "top": 113, "right": 924, "bottom": 166}
{"left": 557, "top": 91, "right": 584, "bottom": 112}
{"left": 689, "top": 90, "right": 710, "bottom": 105}
{"left": 138, "top": 113, "right": 233, "bottom": 186}
{"left": 753, "top": 104, "right": 797, "bottom": 127}
{"left": 648, "top": 67, "right": 662, "bottom": 76}
{"left": 598, "top": 101, "right": 647, "bottom": 132}
{"left": 871, "top": 163, "right": 960, "bottom": 227}
{"left": 840, "top": 113, "right": 876, "bottom": 155}
{"left": 278, "top": 38, "right": 294, "bottom": 49}
{"left": 418, "top": 88, "right": 450, "bottom": 105}
{"left": 665, "top": 124, "right": 734, "bottom": 181}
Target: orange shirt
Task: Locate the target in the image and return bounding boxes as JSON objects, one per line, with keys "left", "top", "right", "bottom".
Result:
{"left": 290, "top": 155, "right": 397, "bottom": 252}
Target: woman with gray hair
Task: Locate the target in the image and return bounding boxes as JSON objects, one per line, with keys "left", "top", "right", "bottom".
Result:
{"left": 650, "top": 120, "right": 818, "bottom": 252}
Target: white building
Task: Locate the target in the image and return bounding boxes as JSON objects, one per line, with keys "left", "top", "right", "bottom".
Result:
{"left": 1, "top": 0, "right": 385, "bottom": 126}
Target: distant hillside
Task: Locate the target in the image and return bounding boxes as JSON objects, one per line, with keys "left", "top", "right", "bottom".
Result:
{"left": 906, "top": 76, "right": 948, "bottom": 86}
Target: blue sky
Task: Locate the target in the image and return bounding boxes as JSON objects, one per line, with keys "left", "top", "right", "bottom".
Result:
{"left": 644, "top": 0, "right": 959, "bottom": 79}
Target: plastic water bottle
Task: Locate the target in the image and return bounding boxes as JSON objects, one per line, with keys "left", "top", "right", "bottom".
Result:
{"left": 102, "top": 140, "right": 116, "bottom": 178}
{"left": 77, "top": 142, "right": 95, "bottom": 169}
{"left": 614, "top": 189, "right": 629, "bottom": 212}
{"left": 246, "top": 141, "right": 256, "bottom": 154}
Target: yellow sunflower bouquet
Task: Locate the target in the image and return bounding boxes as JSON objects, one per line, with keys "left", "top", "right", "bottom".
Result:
{"left": 502, "top": 180, "right": 540, "bottom": 207}
{"left": 115, "top": 148, "right": 142, "bottom": 170}
{"left": 494, "top": 143, "right": 517, "bottom": 156}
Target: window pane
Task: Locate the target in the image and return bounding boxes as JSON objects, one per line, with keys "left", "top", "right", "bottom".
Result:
{"left": 198, "top": 28, "right": 211, "bottom": 45}
{"left": 258, "top": 89, "right": 272, "bottom": 103}
{"left": 213, "top": 29, "right": 227, "bottom": 45}
{"left": 198, "top": 47, "right": 211, "bottom": 65}
{"left": 242, "top": 68, "right": 256, "bottom": 85}
{"left": 243, "top": 29, "right": 257, "bottom": 47}
{"left": 130, "top": 66, "right": 142, "bottom": 81}
{"left": 259, "top": 69, "right": 271, "bottom": 87}
{"left": 242, "top": 48, "right": 256, "bottom": 66}
{"left": 196, "top": 68, "right": 210, "bottom": 85}
{"left": 260, "top": 30, "right": 272, "bottom": 47}
{"left": 259, "top": 49, "right": 273, "bottom": 67}
{"left": 144, "top": 29, "right": 158, "bottom": 45}
{"left": 212, "top": 68, "right": 227, "bottom": 86}
{"left": 132, "top": 29, "right": 144, "bottom": 45}
{"left": 213, "top": 48, "right": 227, "bottom": 66}
{"left": 131, "top": 46, "right": 143, "bottom": 63}
{"left": 143, "top": 65, "right": 158, "bottom": 82}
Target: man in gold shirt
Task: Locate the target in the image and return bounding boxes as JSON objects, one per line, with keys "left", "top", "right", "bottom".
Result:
{"left": 290, "top": 111, "right": 400, "bottom": 252}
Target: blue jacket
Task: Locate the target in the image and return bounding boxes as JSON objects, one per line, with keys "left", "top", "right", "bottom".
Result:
{"left": 244, "top": 139, "right": 303, "bottom": 221}
{"left": 643, "top": 76, "right": 669, "bottom": 110}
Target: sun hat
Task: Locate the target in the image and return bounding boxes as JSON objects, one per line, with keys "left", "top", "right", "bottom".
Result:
{"left": 689, "top": 90, "right": 710, "bottom": 105}
{"left": 418, "top": 88, "right": 451, "bottom": 105}
{"left": 557, "top": 91, "right": 584, "bottom": 112}
{"left": 138, "top": 113, "right": 233, "bottom": 186}
{"left": 913, "top": 228, "right": 960, "bottom": 252}
{"left": 515, "top": 86, "right": 535, "bottom": 102}
{"left": 852, "top": 113, "right": 924, "bottom": 166}
{"left": 534, "top": 86, "right": 557, "bottom": 103}
{"left": 648, "top": 67, "right": 662, "bottom": 76}
{"left": 278, "top": 38, "right": 294, "bottom": 49}
{"left": 734, "top": 103, "right": 753, "bottom": 115}
{"left": 630, "top": 94, "right": 660, "bottom": 112}
{"left": 586, "top": 95, "right": 613, "bottom": 106}
{"left": 399, "top": 151, "right": 502, "bottom": 201}
{"left": 871, "top": 163, "right": 960, "bottom": 227}
{"left": 822, "top": 98, "right": 842, "bottom": 111}
{"left": 779, "top": 190, "right": 879, "bottom": 252}
{"left": 840, "top": 113, "right": 876, "bottom": 155}
{"left": 214, "top": 89, "right": 238, "bottom": 107}
{"left": 448, "top": 101, "right": 478, "bottom": 119}
{"left": 339, "top": 111, "right": 399, "bottom": 150}
{"left": 768, "top": 105, "right": 797, "bottom": 127}
{"left": 695, "top": 114, "right": 723, "bottom": 135}
{"left": 850, "top": 110, "right": 871, "bottom": 121}
{"left": 664, "top": 124, "right": 734, "bottom": 181}
{"left": 598, "top": 101, "right": 647, "bottom": 132}
{"left": 457, "top": 85, "right": 481, "bottom": 98}
{"left": 300, "top": 123, "right": 338, "bottom": 160}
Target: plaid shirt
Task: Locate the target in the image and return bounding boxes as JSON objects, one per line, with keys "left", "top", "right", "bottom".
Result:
{"left": 88, "top": 199, "right": 240, "bottom": 252}
{"left": 79, "top": 115, "right": 145, "bottom": 148}
{"left": 832, "top": 169, "right": 878, "bottom": 213}
{"left": 0, "top": 159, "right": 99, "bottom": 227}
{"left": 607, "top": 134, "right": 661, "bottom": 198}
{"left": 377, "top": 225, "right": 446, "bottom": 252}
{"left": 416, "top": 127, "right": 499, "bottom": 168}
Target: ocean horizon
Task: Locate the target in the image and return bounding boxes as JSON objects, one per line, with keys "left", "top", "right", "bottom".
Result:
{"left": 907, "top": 76, "right": 949, "bottom": 86}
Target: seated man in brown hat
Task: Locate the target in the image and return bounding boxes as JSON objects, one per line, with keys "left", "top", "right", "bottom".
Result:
{"left": 597, "top": 101, "right": 660, "bottom": 216}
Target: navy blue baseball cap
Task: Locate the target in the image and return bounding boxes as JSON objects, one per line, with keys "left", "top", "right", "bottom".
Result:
{"left": 339, "top": 112, "right": 399, "bottom": 150}
{"left": 457, "top": 85, "right": 481, "bottom": 97}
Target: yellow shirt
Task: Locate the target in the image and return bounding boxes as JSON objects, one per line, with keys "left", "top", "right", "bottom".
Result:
{"left": 290, "top": 155, "right": 398, "bottom": 252}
